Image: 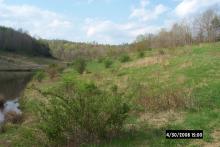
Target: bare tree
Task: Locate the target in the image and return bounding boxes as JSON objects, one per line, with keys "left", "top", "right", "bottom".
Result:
{"left": 211, "top": 15, "right": 220, "bottom": 41}
{"left": 194, "top": 9, "right": 217, "bottom": 42}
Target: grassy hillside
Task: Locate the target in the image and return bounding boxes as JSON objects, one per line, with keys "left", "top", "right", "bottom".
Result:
{"left": 0, "top": 42, "right": 220, "bottom": 146}
{"left": 83, "top": 42, "right": 220, "bottom": 146}
{"left": 0, "top": 51, "right": 60, "bottom": 70}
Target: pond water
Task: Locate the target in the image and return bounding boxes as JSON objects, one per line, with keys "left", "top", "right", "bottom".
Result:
{"left": 0, "top": 72, "right": 33, "bottom": 123}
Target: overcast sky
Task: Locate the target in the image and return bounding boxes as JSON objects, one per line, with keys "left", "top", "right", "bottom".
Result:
{"left": 0, "top": 0, "right": 219, "bottom": 44}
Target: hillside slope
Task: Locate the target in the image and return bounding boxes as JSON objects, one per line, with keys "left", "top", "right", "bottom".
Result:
{"left": 0, "top": 42, "right": 219, "bottom": 147}
{"left": 0, "top": 52, "right": 58, "bottom": 71}
{"left": 82, "top": 42, "right": 220, "bottom": 146}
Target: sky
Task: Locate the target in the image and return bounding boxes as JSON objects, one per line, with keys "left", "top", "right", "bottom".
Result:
{"left": 0, "top": 0, "right": 219, "bottom": 44}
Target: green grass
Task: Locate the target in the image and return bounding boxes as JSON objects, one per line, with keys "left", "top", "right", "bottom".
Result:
{"left": 83, "top": 42, "right": 220, "bottom": 146}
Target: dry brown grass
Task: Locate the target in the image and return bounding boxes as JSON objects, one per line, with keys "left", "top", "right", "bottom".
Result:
{"left": 191, "top": 130, "right": 220, "bottom": 147}
{"left": 137, "top": 88, "right": 195, "bottom": 111}
{"left": 5, "top": 111, "right": 23, "bottom": 124}
{"left": 176, "top": 75, "right": 187, "bottom": 84}
{"left": 122, "top": 55, "right": 170, "bottom": 68}
{"left": 137, "top": 110, "right": 186, "bottom": 128}
{"left": 209, "top": 51, "right": 220, "bottom": 57}
{"left": 206, "top": 130, "right": 220, "bottom": 147}
{"left": 115, "top": 75, "right": 129, "bottom": 90}
{"left": 0, "top": 140, "right": 11, "bottom": 147}
{"left": 180, "top": 61, "right": 193, "bottom": 68}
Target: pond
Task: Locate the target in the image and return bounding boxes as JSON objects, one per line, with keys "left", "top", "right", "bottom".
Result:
{"left": 0, "top": 72, "right": 33, "bottom": 123}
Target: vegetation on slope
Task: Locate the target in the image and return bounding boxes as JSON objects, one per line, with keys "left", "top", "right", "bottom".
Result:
{"left": 0, "top": 42, "right": 219, "bottom": 147}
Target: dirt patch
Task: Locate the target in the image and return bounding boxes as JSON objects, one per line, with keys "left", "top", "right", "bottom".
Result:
{"left": 122, "top": 55, "right": 169, "bottom": 68}
{"left": 137, "top": 110, "right": 186, "bottom": 128}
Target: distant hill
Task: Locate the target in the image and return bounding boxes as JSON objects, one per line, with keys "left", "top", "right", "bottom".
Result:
{"left": 44, "top": 39, "right": 130, "bottom": 61}
{"left": 0, "top": 26, "right": 51, "bottom": 57}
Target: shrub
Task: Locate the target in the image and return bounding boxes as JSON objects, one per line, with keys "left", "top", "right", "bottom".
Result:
{"left": 34, "top": 70, "right": 46, "bottom": 82}
{"left": 110, "top": 85, "right": 118, "bottom": 93}
{"left": 147, "top": 48, "right": 152, "bottom": 51}
{"left": 104, "top": 59, "right": 113, "bottom": 68}
{"left": 138, "top": 51, "right": 145, "bottom": 58}
{"left": 71, "top": 58, "right": 86, "bottom": 74}
{"left": 38, "top": 72, "right": 130, "bottom": 145}
{"left": 47, "top": 64, "right": 59, "bottom": 79}
{"left": 158, "top": 50, "right": 165, "bottom": 55}
{"left": 119, "top": 54, "right": 131, "bottom": 63}
{"left": 98, "top": 57, "right": 105, "bottom": 63}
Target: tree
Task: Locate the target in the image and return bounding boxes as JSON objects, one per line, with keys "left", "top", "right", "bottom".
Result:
{"left": 170, "top": 22, "right": 192, "bottom": 47}
{"left": 194, "top": 9, "right": 217, "bottom": 42}
{"left": 211, "top": 15, "right": 220, "bottom": 41}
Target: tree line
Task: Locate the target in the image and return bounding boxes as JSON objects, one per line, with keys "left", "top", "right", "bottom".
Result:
{"left": 133, "top": 9, "right": 220, "bottom": 50}
{"left": 44, "top": 39, "right": 131, "bottom": 61}
{"left": 45, "top": 9, "right": 220, "bottom": 61}
{"left": 0, "top": 26, "right": 51, "bottom": 57}
{"left": 0, "top": 8, "right": 219, "bottom": 61}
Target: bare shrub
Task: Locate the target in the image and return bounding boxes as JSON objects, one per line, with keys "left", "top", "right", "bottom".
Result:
{"left": 47, "top": 64, "right": 59, "bottom": 79}
{"left": 46, "top": 63, "right": 65, "bottom": 79}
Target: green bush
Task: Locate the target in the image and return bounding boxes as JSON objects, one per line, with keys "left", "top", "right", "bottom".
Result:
{"left": 71, "top": 58, "right": 87, "bottom": 74}
{"left": 158, "top": 49, "right": 165, "bottom": 55}
{"left": 138, "top": 51, "right": 145, "bottom": 58}
{"left": 104, "top": 59, "right": 113, "bottom": 68}
{"left": 110, "top": 85, "right": 118, "bottom": 93}
{"left": 119, "top": 54, "right": 131, "bottom": 63}
{"left": 98, "top": 57, "right": 105, "bottom": 63}
{"left": 33, "top": 70, "right": 46, "bottom": 82}
{"left": 38, "top": 72, "right": 130, "bottom": 145}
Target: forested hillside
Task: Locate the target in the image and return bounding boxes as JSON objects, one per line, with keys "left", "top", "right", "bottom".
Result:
{"left": 0, "top": 26, "right": 51, "bottom": 57}
{"left": 45, "top": 39, "right": 130, "bottom": 61}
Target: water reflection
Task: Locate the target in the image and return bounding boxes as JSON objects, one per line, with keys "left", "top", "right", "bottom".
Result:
{"left": 0, "top": 72, "right": 32, "bottom": 100}
{"left": 0, "top": 99, "right": 22, "bottom": 123}
{"left": 0, "top": 72, "right": 33, "bottom": 123}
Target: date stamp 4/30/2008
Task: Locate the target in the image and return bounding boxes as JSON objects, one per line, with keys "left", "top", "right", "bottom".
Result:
{"left": 166, "top": 130, "right": 203, "bottom": 139}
